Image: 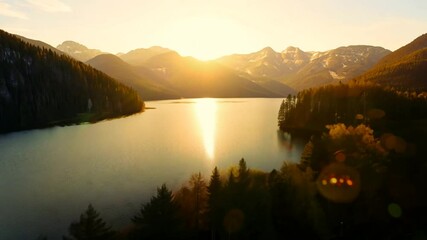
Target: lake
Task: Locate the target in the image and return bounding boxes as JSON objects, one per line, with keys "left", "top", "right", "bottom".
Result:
{"left": 0, "top": 98, "right": 306, "bottom": 239}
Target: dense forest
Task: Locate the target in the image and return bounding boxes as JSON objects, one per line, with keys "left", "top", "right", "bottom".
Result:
{"left": 278, "top": 83, "right": 427, "bottom": 135}
{"left": 0, "top": 30, "right": 144, "bottom": 133}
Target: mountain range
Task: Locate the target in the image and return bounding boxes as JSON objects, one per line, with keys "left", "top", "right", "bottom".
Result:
{"left": 15, "top": 31, "right": 427, "bottom": 102}
{"left": 217, "top": 45, "right": 391, "bottom": 90}
{"left": 57, "top": 41, "right": 296, "bottom": 99}
{"left": 58, "top": 41, "right": 394, "bottom": 99}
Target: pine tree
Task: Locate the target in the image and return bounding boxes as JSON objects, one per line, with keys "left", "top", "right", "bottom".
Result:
{"left": 208, "top": 167, "right": 221, "bottom": 202}
{"left": 237, "top": 158, "right": 250, "bottom": 189}
{"left": 278, "top": 99, "right": 286, "bottom": 126}
{"left": 131, "top": 184, "right": 181, "bottom": 239}
{"left": 207, "top": 167, "right": 222, "bottom": 239}
{"left": 63, "top": 204, "right": 115, "bottom": 240}
{"left": 189, "top": 172, "right": 207, "bottom": 233}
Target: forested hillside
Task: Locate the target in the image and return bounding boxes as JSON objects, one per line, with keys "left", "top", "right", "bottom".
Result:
{"left": 353, "top": 33, "right": 427, "bottom": 90}
{"left": 0, "top": 30, "right": 144, "bottom": 133}
{"left": 278, "top": 83, "right": 427, "bottom": 134}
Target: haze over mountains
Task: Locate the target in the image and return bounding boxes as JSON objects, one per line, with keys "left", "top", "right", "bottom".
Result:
{"left": 15, "top": 31, "right": 427, "bottom": 101}
{"left": 58, "top": 40, "right": 395, "bottom": 99}
{"left": 84, "top": 45, "right": 295, "bottom": 99}
{"left": 86, "top": 54, "right": 180, "bottom": 100}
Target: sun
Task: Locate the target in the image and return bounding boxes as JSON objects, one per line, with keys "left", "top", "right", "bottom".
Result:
{"left": 164, "top": 15, "right": 255, "bottom": 60}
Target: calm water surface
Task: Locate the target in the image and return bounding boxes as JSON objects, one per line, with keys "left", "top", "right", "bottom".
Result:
{"left": 0, "top": 98, "right": 306, "bottom": 239}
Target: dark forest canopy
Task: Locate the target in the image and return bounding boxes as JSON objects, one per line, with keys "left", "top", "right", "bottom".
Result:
{"left": 0, "top": 29, "right": 144, "bottom": 133}
{"left": 278, "top": 83, "right": 427, "bottom": 134}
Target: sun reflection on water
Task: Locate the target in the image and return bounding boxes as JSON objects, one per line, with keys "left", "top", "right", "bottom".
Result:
{"left": 195, "top": 98, "right": 217, "bottom": 160}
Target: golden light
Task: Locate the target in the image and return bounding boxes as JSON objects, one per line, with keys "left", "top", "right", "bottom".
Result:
{"left": 330, "top": 177, "right": 338, "bottom": 184}
{"left": 164, "top": 15, "right": 255, "bottom": 60}
{"left": 195, "top": 98, "right": 217, "bottom": 159}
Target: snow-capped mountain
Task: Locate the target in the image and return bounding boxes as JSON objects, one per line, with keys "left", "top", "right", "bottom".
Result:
{"left": 217, "top": 46, "right": 309, "bottom": 79}
{"left": 217, "top": 45, "right": 390, "bottom": 90}
{"left": 57, "top": 41, "right": 103, "bottom": 62}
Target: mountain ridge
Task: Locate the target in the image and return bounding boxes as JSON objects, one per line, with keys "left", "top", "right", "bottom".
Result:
{"left": 217, "top": 45, "right": 390, "bottom": 90}
{"left": 86, "top": 54, "right": 180, "bottom": 100}
{"left": 353, "top": 33, "right": 427, "bottom": 90}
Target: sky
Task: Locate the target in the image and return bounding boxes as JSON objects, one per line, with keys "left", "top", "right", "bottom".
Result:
{"left": 1, "top": 0, "right": 427, "bottom": 60}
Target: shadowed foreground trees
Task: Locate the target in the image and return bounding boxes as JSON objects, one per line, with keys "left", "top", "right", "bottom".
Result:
{"left": 63, "top": 204, "right": 115, "bottom": 240}
{"left": 129, "top": 184, "right": 182, "bottom": 239}
{"left": 57, "top": 148, "right": 427, "bottom": 239}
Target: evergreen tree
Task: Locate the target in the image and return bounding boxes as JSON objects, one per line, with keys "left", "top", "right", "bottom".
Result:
{"left": 189, "top": 172, "right": 207, "bottom": 233}
{"left": 207, "top": 167, "right": 222, "bottom": 239}
{"left": 277, "top": 99, "right": 286, "bottom": 126}
{"left": 237, "top": 158, "right": 250, "bottom": 189}
{"left": 63, "top": 204, "right": 115, "bottom": 240}
{"left": 208, "top": 167, "right": 221, "bottom": 204}
{"left": 131, "top": 184, "right": 181, "bottom": 239}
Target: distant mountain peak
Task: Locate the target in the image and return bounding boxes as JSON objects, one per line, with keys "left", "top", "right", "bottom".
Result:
{"left": 57, "top": 41, "right": 103, "bottom": 62}
{"left": 59, "top": 40, "right": 88, "bottom": 49}
{"left": 119, "top": 46, "right": 172, "bottom": 66}
{"left": 283, "top": 46, "right": 302, "bottom": 52}
{"left": 259, "top": 46, "right": 277, "bottom": 54}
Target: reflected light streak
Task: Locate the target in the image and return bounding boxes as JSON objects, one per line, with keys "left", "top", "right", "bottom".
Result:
{"left": 195, "top": 98, "right": 217, "bottom": 159}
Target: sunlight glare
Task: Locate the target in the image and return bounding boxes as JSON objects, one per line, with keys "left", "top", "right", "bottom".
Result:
{"left": 164, "top": 15, "right": 257, "bottom": 60}
{"left": 195, "top": 98, "right": 217, "bottom": 160}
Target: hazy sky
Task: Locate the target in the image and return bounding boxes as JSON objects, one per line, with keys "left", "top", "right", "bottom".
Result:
{"left": 1, "top": 0, "right": 427, "bottom": 60}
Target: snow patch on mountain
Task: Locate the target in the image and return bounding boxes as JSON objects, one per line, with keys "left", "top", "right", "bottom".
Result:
{"left": 329, "top": 71, "right": 345, "bottom": 80}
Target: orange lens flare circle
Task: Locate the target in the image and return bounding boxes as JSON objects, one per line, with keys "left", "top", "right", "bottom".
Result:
{"left": 316, "top": 162, "right": 361, "bottom": 203}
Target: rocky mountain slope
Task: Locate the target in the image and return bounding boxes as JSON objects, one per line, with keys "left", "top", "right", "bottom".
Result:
{"left": 218, "top": 45, "right": 390, "bottom": 90}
